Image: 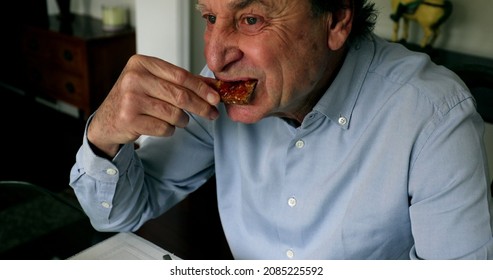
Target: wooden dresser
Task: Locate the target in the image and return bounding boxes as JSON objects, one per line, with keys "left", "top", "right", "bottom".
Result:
{"left": 21, "top": 15, "right": 136, "bottom": 119}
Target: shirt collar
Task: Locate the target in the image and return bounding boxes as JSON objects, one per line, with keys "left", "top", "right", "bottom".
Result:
{"left": 314, "top": 35, "right": 376, "bottom": 129}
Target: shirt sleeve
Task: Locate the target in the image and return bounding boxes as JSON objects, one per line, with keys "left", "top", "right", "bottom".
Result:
{"left": 69, "top": 114, "right": 215, "bottom": 232}
{"left": 69, "top": 114, "right": 146, "bottom": 232}
{"left": 408, "top": 95, "right": 493, "bottom": 259}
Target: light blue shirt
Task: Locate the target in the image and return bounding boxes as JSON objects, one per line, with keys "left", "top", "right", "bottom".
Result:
{"left": 70, "top": 35, "right": 493, "bottom": 259}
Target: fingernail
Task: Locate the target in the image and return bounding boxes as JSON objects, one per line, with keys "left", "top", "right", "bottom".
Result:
{"left": 207, "top": 92, "right": 219, "bottom": 105}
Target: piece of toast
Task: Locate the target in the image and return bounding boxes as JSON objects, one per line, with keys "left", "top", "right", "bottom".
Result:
{"left": 213, "top": 80, "right": 257, "bottom": 105}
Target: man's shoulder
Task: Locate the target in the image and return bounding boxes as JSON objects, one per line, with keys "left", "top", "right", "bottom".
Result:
{"left": 369, "top": 38, "right": 471, "bottom": 109}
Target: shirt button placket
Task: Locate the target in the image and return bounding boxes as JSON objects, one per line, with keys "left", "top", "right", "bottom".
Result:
{"left": 286, "top": 136, "right": 304, "bottom": 260}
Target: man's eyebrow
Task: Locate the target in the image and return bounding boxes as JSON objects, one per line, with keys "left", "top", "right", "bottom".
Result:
{"left": 195, "top": 3, "right": 205, "bottom": 12}
{"left": 228, "top": 0, "right": 266, "bottom": 10}
{"left": 196, "top": 0, "right": 269, "bottom": 12}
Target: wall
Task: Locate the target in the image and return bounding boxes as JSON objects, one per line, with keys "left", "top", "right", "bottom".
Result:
{"left": 134, "top": 0, "right": 190, "bottom": 69}
{"left": 372, "top": 0, "right": 493, "bottom": 59}
{"left": 190, "top": 2, "right": 206, "bottom": 74}
{"left": 47, "top": 0, "right": 136, "bottom": 25}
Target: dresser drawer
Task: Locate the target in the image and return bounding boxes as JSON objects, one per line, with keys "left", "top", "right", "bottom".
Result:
{"left": 46, "top": 70, "right": 88, "bottom": 106}
{"left": 26, "top": 63, "right": 88, "bottom": 107}
{"left": 21, "top": 15, "right": 136, "bottom": 119}
{"left": 47, "top": 37, "right": 86, "bottom": 75}
{"left": 22, "top": 29, "right": 86, "bottom": 75}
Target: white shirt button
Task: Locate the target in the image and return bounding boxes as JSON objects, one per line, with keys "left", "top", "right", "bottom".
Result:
{"left": 286, "top": 249, "right": 295, "bottom": 259}
{"left": 295, "top": 140, "right": 305, "bottom": 149}
{"left": 288, "top": 197, "right": 297, "bottom": 208}
{"left": 106, "top": 168, "right": 118, "bottom": 175}
{"left": 101, "top": 201, "right": 111, "bottom": 209}
{"left": 338, "top": 116, "right": 348, "bottom": 126}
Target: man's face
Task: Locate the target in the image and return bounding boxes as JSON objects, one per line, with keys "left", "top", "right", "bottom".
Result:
{"left": 198, "top": 0, "right": 340, "bottom": 123}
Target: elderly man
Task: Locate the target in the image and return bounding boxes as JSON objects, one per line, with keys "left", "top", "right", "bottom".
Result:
{"left": 70, "top": 0, "right": 493, "bottom": 259}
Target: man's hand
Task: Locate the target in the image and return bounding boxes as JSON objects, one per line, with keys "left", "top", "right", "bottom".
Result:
{"left": 87, "top": 54, "right": 220, "bottom": 158}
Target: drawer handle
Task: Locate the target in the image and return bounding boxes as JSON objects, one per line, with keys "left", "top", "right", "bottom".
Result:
{"left": 65, "top": 82, "right": 75, "bottom": 94}
{"left": 63, "top": 50, "right": 74, "bottom": 61}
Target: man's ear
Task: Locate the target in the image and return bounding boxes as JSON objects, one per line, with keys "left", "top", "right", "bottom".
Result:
{"left": 326, "top": 5, "right": 353, "bottom": 50}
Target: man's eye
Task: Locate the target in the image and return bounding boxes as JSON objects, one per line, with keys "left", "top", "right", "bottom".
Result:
{"left": 237, "top": 15, "right": 265, "bottom": 34}
{"left": 204, "top": 14, "right": 216, "bottom": 24}
{"left": 244, "top": 17, "right": 258, "bottom": 25}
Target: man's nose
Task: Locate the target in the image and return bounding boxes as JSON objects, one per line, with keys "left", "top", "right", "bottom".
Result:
{"left": 205, "top": 28, "right": 243, "bottom": 73}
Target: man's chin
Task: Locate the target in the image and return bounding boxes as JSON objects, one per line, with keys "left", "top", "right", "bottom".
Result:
{"left": 224, "top": 104, "right": 264, "bottom": 124}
